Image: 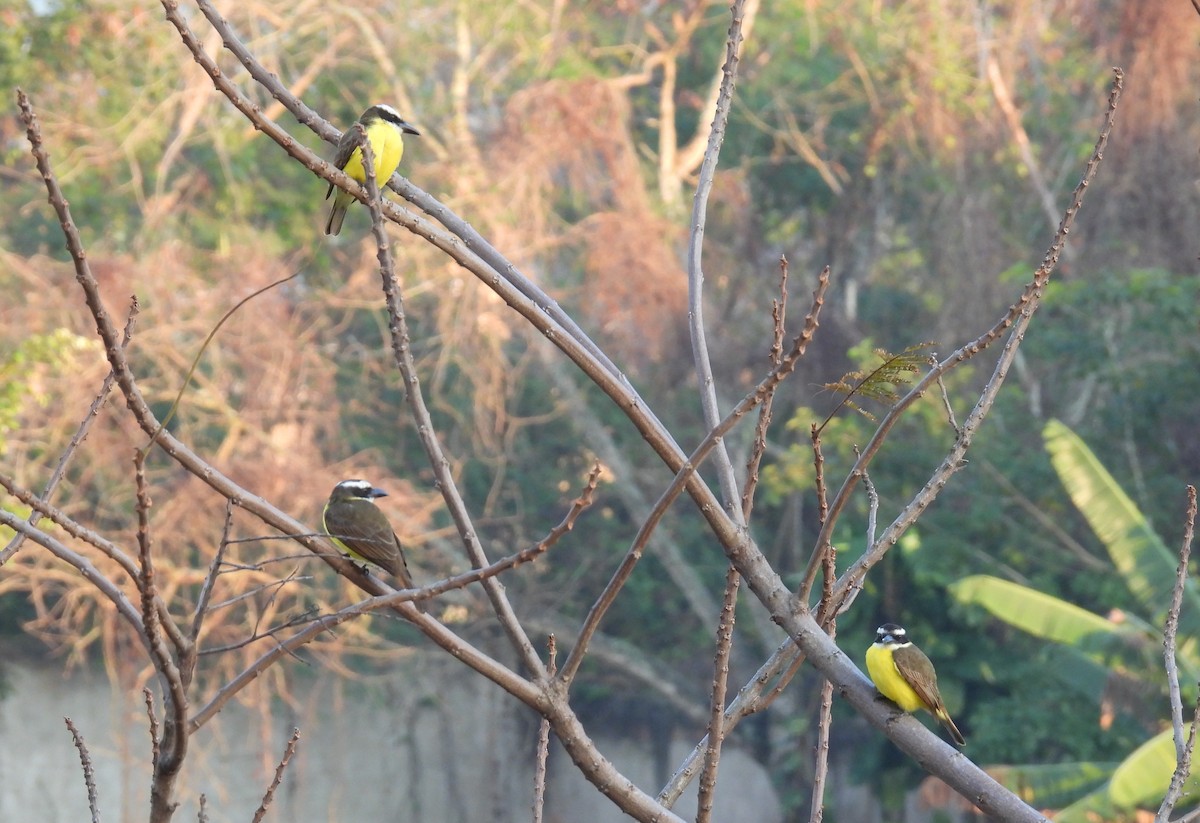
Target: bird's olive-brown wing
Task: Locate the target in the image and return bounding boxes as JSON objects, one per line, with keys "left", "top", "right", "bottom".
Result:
{"left": 323, "top": 500, "right": 411, "bottom": 585}
{"left": 325, "top": 128, "right": 363, "bottom": 200}
{"left": 892, "top": 643, "right": 947, "bottom": 712}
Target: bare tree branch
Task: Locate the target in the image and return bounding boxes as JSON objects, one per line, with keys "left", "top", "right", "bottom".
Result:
{"left": 1158, "top": 485, "right": 1199, "bottom": 823}
{"left": 358, "top": 128, "right": 542, "bottom": 671}
{"left": 807, "top": 424, "right": 835, "bottom": 823}
{"left": 697, "top": 564, "right": 740, "bottom": 823}
{"left": 189, "top": 501, "right": 233, "bottom": 643}
{"left": 687, "top": 0, "right": 752, "bottom": 522}
{"left": 742, "top": 256, "right": 789, "bottom": 521}
{"left": 560, "top": 266, "right": 830, "bottom": 687}
{"left": 134, "top": 451, "right": 189, "bottom": 823}
{"left": 64, "top": 717, "right": 101, "bottom": 823}
{"left": 0, "top": 299, "right": 136, "bottom": 565}
{"left": 251, "top": 728, "right": 301, "bottom": 823}
{"left": 533, "top": 635, "right": 556, "bottom": 823}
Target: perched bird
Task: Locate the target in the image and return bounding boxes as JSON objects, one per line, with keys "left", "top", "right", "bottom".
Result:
{"left": 865, "top": 622, "right": 965, "bottom": 746}
{"left": 324, "top": 104, "right": 419, "bottom": 235}
{"left": 322, "top": 479, "right": 412, "bottom": 587}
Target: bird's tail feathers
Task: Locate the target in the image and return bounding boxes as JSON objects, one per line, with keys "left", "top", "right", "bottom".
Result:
{"left": 936, "top": 708, "right": 966, "bottom": 746}
{"left": 325, "top": 201, "right": 347, "bottom": 235}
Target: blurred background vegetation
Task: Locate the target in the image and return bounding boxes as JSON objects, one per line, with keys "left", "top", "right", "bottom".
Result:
{"left": 1, "top": 0, "right": 1197, "bottom": 817}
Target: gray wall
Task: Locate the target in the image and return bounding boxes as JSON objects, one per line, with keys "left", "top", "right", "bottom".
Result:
{"left": 0, "top": 659, "right": 784, "bottom": 823}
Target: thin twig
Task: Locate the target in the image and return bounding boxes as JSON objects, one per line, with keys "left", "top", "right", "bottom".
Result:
{"left": 0, "top": 298, "right": 136, "bottom": 565}
{"left": 357, "top": 127, "right": 543, "bottom": 674}
{"left": 251, "top": 728, "right": 301, "bottom": 823}
{"left": 809, "top": 641, "right": 835, "bottom": 823}
{"left": 1158, "top": 485, "right": 1199, "bottom": 823}
{"left": 659, "top": 636, "right": 804, "bottom": 806}
{"left": 533, "top": 635, "right": 557, "bottom": 823}
{"left": 560, "top": 266, "right": 829, "bottom": 687}
{"left": 144, "top": 688, "right": 161, "bottom": 768}
{"left": 687, "top": 0, "right": 751, "bottom": 520}
{"left": 0, "top": 510, "right": 148, "bottom": 642}
{"left": 935, "top": 369, "right": 960, "bottom": 436}
{"left": 809, "top": 426, "right": 835, "bottom": 823}
{"left": 0, "top": 470, "right": 189, "bottom": 652}
{"left": 134, "top": 451, "right": 189, "bottom": 823}
{"left": 144, "top": 273, "right": 301, "bottom": 453}
{"left": 697, "top": 564, "right": 740, "bottom": 823}
{"left": 190, "top": 500, "right": 234, "bottom": 642}
{"left": 64, "top": 717, "right": 101, "bottom": 823}
{"left": 742, "top": 256, "right": 789, "bottom": 521}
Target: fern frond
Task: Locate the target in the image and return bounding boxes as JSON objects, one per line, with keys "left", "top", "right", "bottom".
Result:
{"left": 818, "top": 343, "right": 934, "bottom": 430}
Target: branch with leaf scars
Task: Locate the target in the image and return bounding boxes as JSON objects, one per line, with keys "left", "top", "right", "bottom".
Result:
{"left": 560, "top": 266, "right": 829, "bottom": 687}
{"left": 0, "top": 299, "right": 136, "bottom": 565}
{"left": 1158, "top": 485, "right": 1198, "bottom": 823}
{"left": 190, "top": 501, "right": 233, "bottom": 645}
{"left": 697, "top": 564, "right": 740, "bottom": 823}
{"left": 135, "top": 451, "right": 189, "bottom": 823}
{"left": 659, "top": 633, "right": 799, "bottom": 805}
{"left": 809, "top": 638, "right": 835, "bottom": 823}
{"left": 742, "top": 256, "right": 789, "bottom": 520}
{"left": 358, "top": 130, "right": 542, "bottom": 674}
{"left": 806, "top": 424, "right": 835, "bottom": 823}
{"left": 687, "top": 0, "right": 752, "bottom": 520}
{"left": 803, "top": 68, "right": 1124, "bottom": 613}
{"left": 65, "top": 717, "right": 101, "bottom": 823}
{"left": 144, "top": 688, "right": 161, "bottom": 768}
{"left": 935, "top": 369, "right": 960, "bottom": 435}
{"left": 191, "top": 468, "right": 598, "bottom": 731}
{"left": 809, "top": 425, "right": 835, "bottom": 823}
{"left": 533, "top": 635, "right": 556, "bottom": 823}
{"left": 251, "top": 729, "right": 300, "bottom": 823}
{"left": 698, "top": 255, "right": 789, "bottom": 819}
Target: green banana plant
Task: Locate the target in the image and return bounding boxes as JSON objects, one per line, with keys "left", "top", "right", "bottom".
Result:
{"left": 950, "top": 420, "right": 1199, "bottom": 820}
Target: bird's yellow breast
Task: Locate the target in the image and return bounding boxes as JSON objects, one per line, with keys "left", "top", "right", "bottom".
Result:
{"left": 866, "top": 642, "right": 925, "bottom": 712}
{"left": 341, "top": 119, "right": 406, "bottom": 188}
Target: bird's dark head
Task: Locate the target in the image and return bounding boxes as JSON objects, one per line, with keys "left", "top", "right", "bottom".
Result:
{"left": 329, "top": 479, "right": 387, "bottom": 503}
{"left": 365, "top": 104, "right": 420, "bottom": 136}
{"left": 875, "top": 623, "right": 908, "bottom": 645}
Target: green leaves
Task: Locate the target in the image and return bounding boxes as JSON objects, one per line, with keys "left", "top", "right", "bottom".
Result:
{"left": 1044, "top": 419, "right": 1200, "bottom": 635}
{"left": 951, "top": 420, "right": 1198, "bottom": 815}
{"left": 820, "top": 342, "right": 933, "bottom": 427}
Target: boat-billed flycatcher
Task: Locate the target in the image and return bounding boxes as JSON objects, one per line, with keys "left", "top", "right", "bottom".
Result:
{"left": 324, "top": 104, "right": 419, "bottom": 236}
{"left": 866, "top": 622, "right": 965, "bottom": 746}
{"left": 322, "top": 479, "right": 412, "bottom": 587}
